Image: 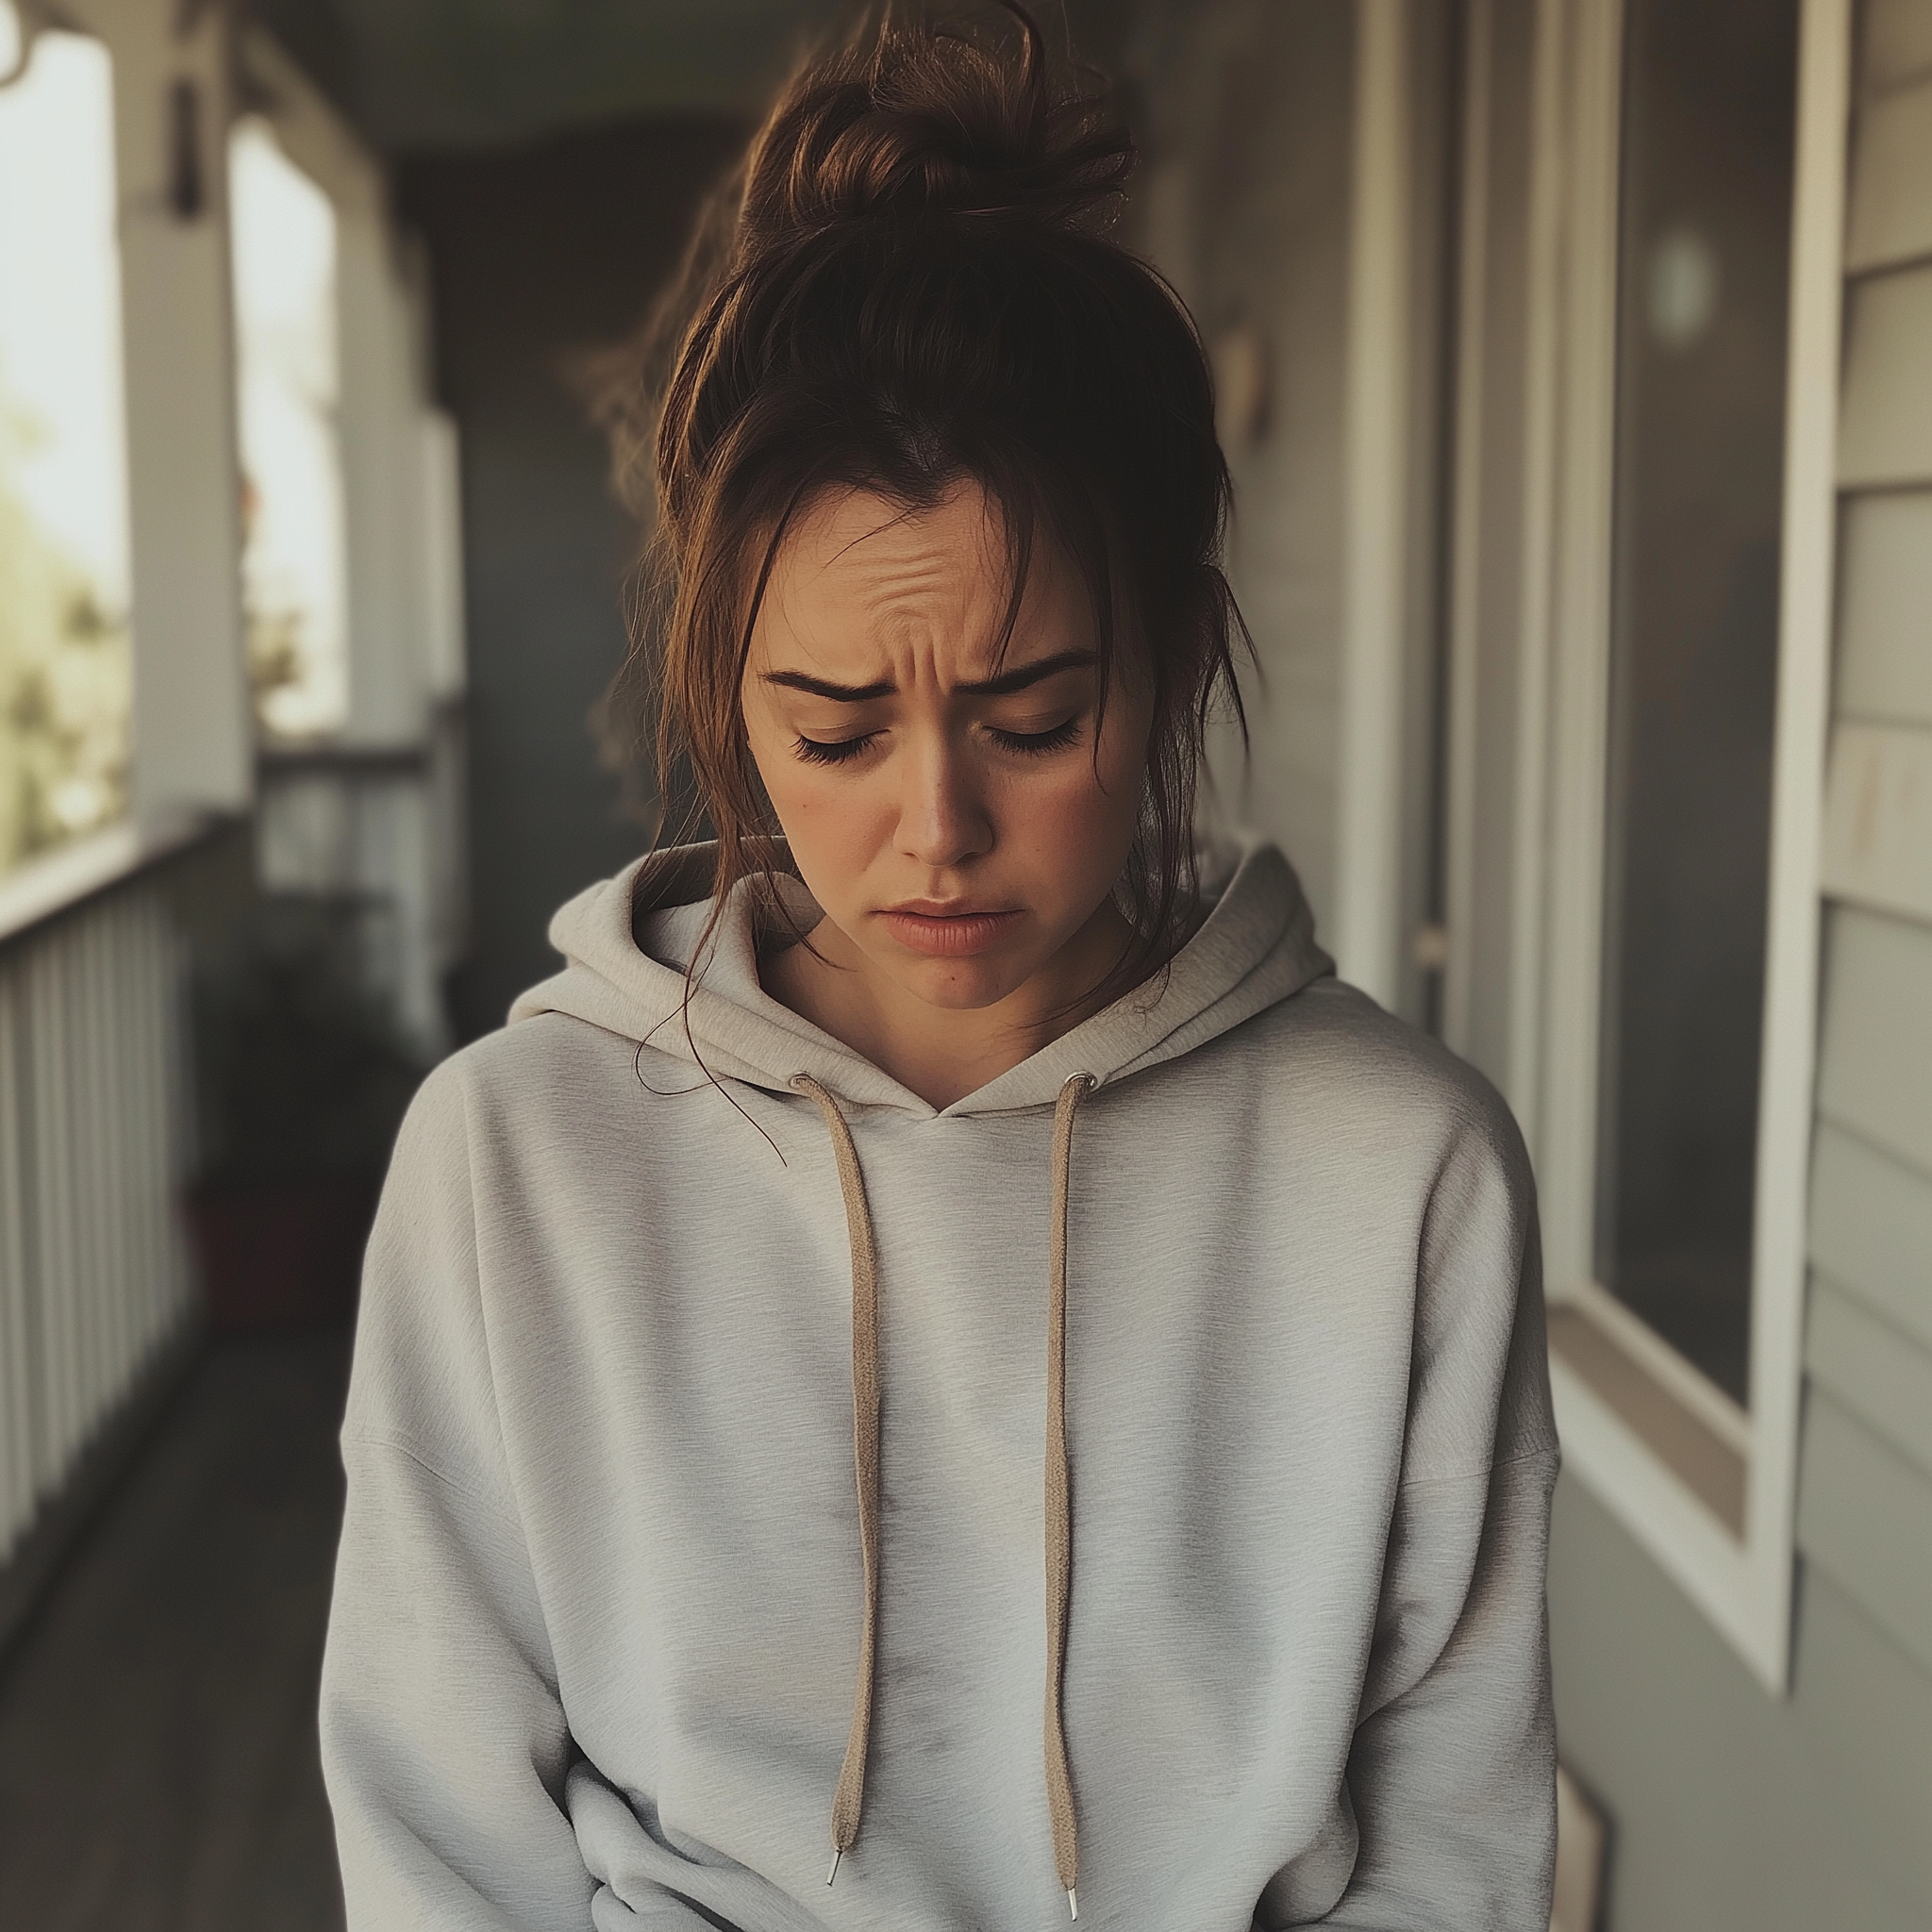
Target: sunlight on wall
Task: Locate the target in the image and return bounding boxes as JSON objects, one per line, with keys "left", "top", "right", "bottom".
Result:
{"left": 0, "top": 14, "right": 135, "bottom": 874}
{"left": 229, "top": 116, "right": 348, "bottom": 741}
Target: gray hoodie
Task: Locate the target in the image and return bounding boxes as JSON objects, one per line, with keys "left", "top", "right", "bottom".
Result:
{"left": 320, "top": 837, "right": 1558, "bottom": 1932}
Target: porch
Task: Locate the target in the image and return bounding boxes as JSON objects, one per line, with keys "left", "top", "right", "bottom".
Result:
{"left": 0, "top": 1, "right": 1926, "bottom": 1928}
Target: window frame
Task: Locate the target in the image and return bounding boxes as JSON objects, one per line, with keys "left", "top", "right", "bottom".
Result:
{"left": 1443, "top": 0, "right": 1852, "bottom": 1690}
{"left": 237, "top": 27, "right": 453, "bottom": 754}
{"left": 226, "top": 109, "right": 352, "bottom": 744}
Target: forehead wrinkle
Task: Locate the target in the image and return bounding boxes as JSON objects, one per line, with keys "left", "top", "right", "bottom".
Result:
{"left": 761, "top": 481, "right": 1078, "bottom": 691}
{"left": 816, "top": 516, "right": 1014, "bottom": 676}
{"left": 821, "top": 494, "right": 927, "bottom": 574}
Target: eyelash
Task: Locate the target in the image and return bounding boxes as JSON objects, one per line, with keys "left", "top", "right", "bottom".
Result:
{"left": 792, "top": 733, "right": 876, "bottom": 766}
{"left": 791, "top": 718, "right": 1083, "bottom": 766}
{"left": 991, "top": 718, "right": 1081, "bottom": 757}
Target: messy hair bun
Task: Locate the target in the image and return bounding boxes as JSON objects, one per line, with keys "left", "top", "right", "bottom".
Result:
{"left": 738, "top": 2, "right": 1130, "bottom": 236}
{"left": 608, "top": 0, "right": 1246, "bottom": 1005}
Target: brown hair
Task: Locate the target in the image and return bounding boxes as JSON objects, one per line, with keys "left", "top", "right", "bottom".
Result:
{"left": 602, "top": 0, "right": 1248, "bottom": 1008}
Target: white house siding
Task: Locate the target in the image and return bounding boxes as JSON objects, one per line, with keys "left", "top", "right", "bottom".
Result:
{"left": 1803, "top": 0, "right": 1932, "bottom": 1707}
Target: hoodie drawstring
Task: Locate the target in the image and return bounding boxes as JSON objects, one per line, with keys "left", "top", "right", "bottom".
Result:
{"left": 791, "top": 1071, "right": 1094, "bottom": 1922}
{"left": 791, "top": 1074, "right": 880, "bottom": 1889}
{"left": 1044, "top": 1072, "right": 1091, "bottom": 1919}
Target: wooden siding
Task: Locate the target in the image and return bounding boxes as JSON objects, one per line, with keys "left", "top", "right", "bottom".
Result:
{"left": 1816, "top": 907, "right": 1932, "bottom": 1173}
{"left": 1836, "top": 491, "right": 1932, "bottom": 725}
{"left": 1821, "top": 722, "right": 1932, "bottom": 921}
{"left": 1844, "top": 70, "right": 1932, "bottom": 272}
{"left": 1806, "top": 1277, "right": 1932, "bottom": 1478}
{"left": 1809, "top": 1121, "right": 1932, "bottom": 1353}
{"left": 1837, "top": 264, "right": 1932, "bottom": 487}
{"left": 1864, "top": 0, "right": 1932, "bottom": 91}
{"left": 1797, "top": 1391, "right": 1932, "bottom": 1680}
{"left": 1801, "top": 0, "right": 1932, "bottom": 1702}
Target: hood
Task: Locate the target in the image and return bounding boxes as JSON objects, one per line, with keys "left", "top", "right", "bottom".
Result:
{"left": 508, "top": 834, "right": 1333, "bottom": 1117}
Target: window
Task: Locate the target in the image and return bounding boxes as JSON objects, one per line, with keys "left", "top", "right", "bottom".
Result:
{"left": 1595, "top": 0, "right": 1802, "bottom": 1407}
{"left": 1444, "top": 0, "right": 1849, "bottom": 1684}
{"left": 228, "top": 115, "right": 348, "bottom": 742}
{"left": 0, "top": 15, "right": 134, "bottom": 875}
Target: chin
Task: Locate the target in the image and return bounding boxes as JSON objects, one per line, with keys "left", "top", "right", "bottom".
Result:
{"left": 891, "top": 955, "right": 1032, "bottom": 1012}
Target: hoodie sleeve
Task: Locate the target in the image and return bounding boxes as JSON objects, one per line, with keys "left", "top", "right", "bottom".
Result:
{"left": 1316, "top": 1108, "right": 1560, "bottom": 1932}
{"left": 319, "top": 1062, "right": 599, "bottom": 1932}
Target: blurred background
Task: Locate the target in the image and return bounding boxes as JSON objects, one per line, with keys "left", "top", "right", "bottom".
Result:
{"left": 0, "top": 1, "right": 1927, "bottom": 1927}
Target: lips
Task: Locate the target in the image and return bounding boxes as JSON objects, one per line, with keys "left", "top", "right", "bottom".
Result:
{"left": 876, "top": 906, "right": 1024, "bottom": 958}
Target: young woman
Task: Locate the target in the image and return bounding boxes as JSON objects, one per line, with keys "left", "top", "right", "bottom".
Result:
{"left": 320, "top": 8, "right": 1558, "bottom": 1929}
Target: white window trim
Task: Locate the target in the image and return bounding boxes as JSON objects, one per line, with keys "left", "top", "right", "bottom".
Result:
{"left": 1336, "top": 0, "right": 1415, "bottom": 1011}
{"left": 239, "top": 28, "right": 445, "bottom": 751}
{"left": 1491, "top": 0, "right": 1851, "bottom": 1691}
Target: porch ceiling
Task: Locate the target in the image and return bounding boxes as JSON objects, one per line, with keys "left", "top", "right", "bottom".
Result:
{"left": 251, "top": 0, "right": 846, "bottom": 152}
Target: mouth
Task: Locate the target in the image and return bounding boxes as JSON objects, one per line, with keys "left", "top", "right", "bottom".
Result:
{"left": 875, "top": 903, "right": 1024, "bottom": 958}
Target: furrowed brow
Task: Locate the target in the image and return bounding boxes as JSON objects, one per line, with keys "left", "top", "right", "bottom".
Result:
{"left": 761, "top": 671, "right": 897, "bottom": 702}
{"left": 955, "top": 649, "right": 1098, "bottom": 697}
{"left": 761, "top": 649, "right": 1096, "bottom": 703}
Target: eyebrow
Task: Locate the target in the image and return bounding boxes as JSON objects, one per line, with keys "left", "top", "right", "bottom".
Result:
{"left": 761, "top": 649, "right": 1099, "bottom": 703}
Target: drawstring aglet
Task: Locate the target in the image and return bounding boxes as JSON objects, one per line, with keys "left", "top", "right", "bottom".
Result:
{"left": 826, "top": 1848, "right": 842, "bottom": 1886}
{"left": 1068, "top": 1886, "right": 1079, "bottom": 1920}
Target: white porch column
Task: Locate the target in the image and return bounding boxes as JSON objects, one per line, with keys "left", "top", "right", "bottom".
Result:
{"left": 91, "top": 0, "right": 253, "bottom": 825}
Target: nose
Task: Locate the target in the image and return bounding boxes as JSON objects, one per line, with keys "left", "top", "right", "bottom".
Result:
{"left": 894, "top": 728, "right": 992, "bottom": 871}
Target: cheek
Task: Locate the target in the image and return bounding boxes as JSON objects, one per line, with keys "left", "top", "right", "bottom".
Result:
{"left": 994, "top": 744, "right": 1144, "bottom": 888}
{"left": 1067, "top": 697, "right": 1153, "bottom": 844}
{"left": 749, "top": 740, "right": 891, "bottom": 893}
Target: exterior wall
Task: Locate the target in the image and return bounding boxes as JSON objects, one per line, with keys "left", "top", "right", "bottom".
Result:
{"left": 1551, "top": 1480, "right": 1932, "bottom": 1930}
{"left": 1127, "top": 0, "right": 1451, "bottom": 1022}
{"left": 1546, "top": 1, "right": 1932, "bottom": 1924}
{"left": 1127, "top": 0, "right": 1357, "bottom": 938}
{"left": 1804, "top": 0, "right": 1932, "bottom": 1753}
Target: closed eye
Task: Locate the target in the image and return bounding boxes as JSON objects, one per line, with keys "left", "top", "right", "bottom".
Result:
{"left": 793, "top": 731, "right": 879, "bottom": 766}
{"left": 988, "top": 718, "right": 1081, "bottom": 756}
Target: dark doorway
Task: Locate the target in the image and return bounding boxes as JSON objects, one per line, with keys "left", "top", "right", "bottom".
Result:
{"left": 399, "top": 115, "right": 747, "bottom": 1038}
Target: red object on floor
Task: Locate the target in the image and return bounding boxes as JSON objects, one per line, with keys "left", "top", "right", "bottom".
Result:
{"left": 185, "top": 1176, "right": 378, "bottom": 1332}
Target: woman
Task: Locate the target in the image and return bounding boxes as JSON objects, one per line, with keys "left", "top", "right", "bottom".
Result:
{"left": 320, "top": 8, "right": 1558, "bottom": 1928}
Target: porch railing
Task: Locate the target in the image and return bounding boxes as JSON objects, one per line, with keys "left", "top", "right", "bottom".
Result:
{"left": 0, "top": 829, "right": 201, "bottom": 1569}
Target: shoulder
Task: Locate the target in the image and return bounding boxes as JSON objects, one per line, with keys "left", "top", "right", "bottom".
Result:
{"left": 386, "top": 1014, "right": 758, "bottom": 1235}
{"left": 1223, "top": 977, "right": 1531, "bottom": 1203}
{"left": 423, "top": 1009, "right": 637, "bottom": 1100}
{"left": 1217, "top": 980, "right": 1541, "bottom": 1377}
{"left": 1247, "top": 983, "right": 1551, "bottom": 1473}
{"left": 357, "top": 1015, "right": 675, "bottom": 1418}
{"left": 398, "top": 1012, "right": 690, "bottom": 1150}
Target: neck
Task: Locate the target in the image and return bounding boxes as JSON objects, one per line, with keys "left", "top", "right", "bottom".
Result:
{"left": 764, "top": 902, "right": 1132, "bottom": 1110}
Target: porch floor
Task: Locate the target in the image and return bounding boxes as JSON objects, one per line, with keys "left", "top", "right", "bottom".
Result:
{"left": 0, "top": 1329, "right": 351, "bottom": 1931}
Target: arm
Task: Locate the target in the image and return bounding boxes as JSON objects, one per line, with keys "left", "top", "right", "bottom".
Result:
{"left": 1319, "top": 1112, "right": 1560, "bottom": 1932}
{"left": 319, "top": 1064, "right": 595, "bottom": 1931}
